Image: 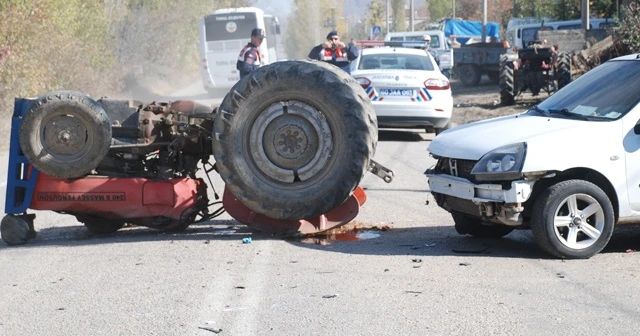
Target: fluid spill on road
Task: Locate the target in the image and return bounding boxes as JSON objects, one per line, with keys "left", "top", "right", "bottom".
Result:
{"left": 297, "top": 223, "right": 389, "bottom": 245}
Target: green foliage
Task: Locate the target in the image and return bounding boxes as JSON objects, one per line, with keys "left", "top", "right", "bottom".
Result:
{"left": 391, "top": 0, "right": 406, "bottom": 32}
{"left": 615, "top": 0, "right": 640, "bottom": 53}
{"left": 0, "top": 0, "right": 254, "bottom": 140}
{"left": 284, "top": 0, "right": 342, "bottom": 60}
{"left": 428, "top": 0, "right": 451, "bottom": 22}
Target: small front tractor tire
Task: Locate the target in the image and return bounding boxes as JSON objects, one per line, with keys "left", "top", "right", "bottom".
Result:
{"left": 19, "top": 91, "right": 112, "bottom": 179}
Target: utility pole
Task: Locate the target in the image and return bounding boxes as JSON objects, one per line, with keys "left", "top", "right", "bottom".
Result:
{"left": 331, "top": 7, "right": 336, "bottom": 30}
{"left": 410, "top": 0, "right": 414, "bottom": 32}
{"left": 386, "top": 0, "right": 390, "bottom": 34}
{"left": 452, "top": 0, "right": 456, "bottom": 19}
{"left": 581, "top": 0, "right": 590, "bottom": 31}
{"left": 481, "top": 0, "right": 487, "bottom": 43}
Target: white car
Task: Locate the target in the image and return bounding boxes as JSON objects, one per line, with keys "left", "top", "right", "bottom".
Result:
{"left": 351, "top": 45, "right": 453, "bottom": 134}
{"left": 426, "top": 53, "right": 640, "bottom": 259}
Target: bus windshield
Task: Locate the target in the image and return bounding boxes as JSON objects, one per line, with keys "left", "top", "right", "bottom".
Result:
{"left": 204, "top": 13, "right": 257, "bottom": 41}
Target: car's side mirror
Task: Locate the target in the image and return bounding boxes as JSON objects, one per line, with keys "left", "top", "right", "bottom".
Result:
{"left": 634, "top": 123, "right": 640, "bottom": 135}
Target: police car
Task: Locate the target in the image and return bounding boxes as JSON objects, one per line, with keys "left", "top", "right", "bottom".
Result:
{"left": 351, "top": 41, "right": 453, "bottom": 134}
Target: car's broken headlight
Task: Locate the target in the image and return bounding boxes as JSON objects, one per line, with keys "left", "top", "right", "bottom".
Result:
{"left": 471, "top": 142, "right": 527, "bottom": 181}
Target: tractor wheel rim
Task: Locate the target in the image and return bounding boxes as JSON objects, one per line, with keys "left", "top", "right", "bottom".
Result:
{"left": 553, "top": 193, "right": 605, "bottom": 250}
{"left": 250, "top": 100, "right": 333, "bottom": 183}
{"left": 41, "top": 111, "right": 93, "bottom": 159}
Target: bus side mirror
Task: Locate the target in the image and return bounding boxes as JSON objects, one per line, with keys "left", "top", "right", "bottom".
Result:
{"left": 276, "top": 23, "right": 281, "bottom": 35}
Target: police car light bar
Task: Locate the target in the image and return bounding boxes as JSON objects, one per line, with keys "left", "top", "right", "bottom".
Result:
{"left": 355, "top": 40, "right": 428, "bottom": 49}
{"left": 384, "top": 41, "right": 428, "bottom": 48}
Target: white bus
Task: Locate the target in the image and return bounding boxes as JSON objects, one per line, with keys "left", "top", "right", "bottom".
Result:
{"left": 198, "top": 7, "right": 281, "bottom": 94}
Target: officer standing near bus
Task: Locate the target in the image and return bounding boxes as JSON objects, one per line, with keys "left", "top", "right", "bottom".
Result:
{"left": 237, "top": 28, "right": 265, "bottom": 79}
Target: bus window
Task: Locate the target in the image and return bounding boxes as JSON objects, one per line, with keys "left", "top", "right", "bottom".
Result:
{"left": 557, "top": 24, "right": 586, "bottom": 30}
{"left": 204, "top": 13, "right": 257, "bottom": 41}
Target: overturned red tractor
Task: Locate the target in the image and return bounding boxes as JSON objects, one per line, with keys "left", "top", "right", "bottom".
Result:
{"left": 2, "top": 60, "right": 393, "bottom": 245}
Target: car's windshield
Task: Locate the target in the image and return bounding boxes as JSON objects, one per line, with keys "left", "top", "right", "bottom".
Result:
{"left": 358, "top": 53, "right": 435, "bottom": 71}
{"left": 533, "top": 60, "right": 640, "bottom": 120}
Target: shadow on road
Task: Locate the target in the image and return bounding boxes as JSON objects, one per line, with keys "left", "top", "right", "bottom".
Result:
{"left": 5, "top": 218, "right": 640, "bottom": 260}
{"left": 0, "top": 219, "right": 276, "bottom": 250}
{"left": 288, "top": 223, "right": 640, "bottom": 260}
{"left": 378, "top": 130, "right": 429, "bottom": 142}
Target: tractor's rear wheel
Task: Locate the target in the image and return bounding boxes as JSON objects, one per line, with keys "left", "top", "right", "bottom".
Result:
{"left": 212, "top": 60, "right": 377, "bottom": 220}
{"left": 19, "top": 91, "right": 112, "bottom": 179}
{"left": 499, "top": 56, "right": 516, "bottom": 106}
{"left": 557, "top": 52, "right": 571, "bottom": 90}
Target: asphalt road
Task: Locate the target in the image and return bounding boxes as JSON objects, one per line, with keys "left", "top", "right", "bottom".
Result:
{"left": 2, "top": 82, "right": 640, "bottom": 336}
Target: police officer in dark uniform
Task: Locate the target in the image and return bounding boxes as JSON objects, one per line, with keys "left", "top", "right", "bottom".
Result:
{"left": 308, "top": 30, "right": 358, "bottom": 74}
{"left": 237, "top": 28, "right": 265, "bottom": 79}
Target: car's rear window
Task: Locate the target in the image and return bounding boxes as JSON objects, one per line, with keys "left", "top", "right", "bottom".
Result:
{"left": 357, "top": 53, "right": 435, "bottom": 71}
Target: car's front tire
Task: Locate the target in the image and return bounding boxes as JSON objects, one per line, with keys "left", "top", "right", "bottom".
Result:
{"left": 531, "top": 180, "right": 615, "bottom": 259}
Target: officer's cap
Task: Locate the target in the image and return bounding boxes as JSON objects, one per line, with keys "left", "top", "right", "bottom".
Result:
{"left": 251, "top": 28, "right": 266, "bottom": 39}
{"left": 326, "top": 30, "right": 339, "bottom": 39}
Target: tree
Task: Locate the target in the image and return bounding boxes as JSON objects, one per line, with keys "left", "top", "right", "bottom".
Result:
{"left": 615, "top": 0, "right": 640, "bottom": 53}
{"left": 391, "top": 0, "right": 407, "bottom": 32}
{"left": 285, "top": 0, "right": 335, "bottom": 60}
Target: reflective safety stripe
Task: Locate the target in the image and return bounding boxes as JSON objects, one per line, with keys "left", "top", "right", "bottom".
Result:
{"left": 320, "top": 48, "right": 348, "bottom": 62}
{"left": 238, "top": 45, "right": 261, "bottom": 63}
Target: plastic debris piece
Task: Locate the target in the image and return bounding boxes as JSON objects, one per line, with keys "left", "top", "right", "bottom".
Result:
{"left": 322, "top": 294, "right": 339, "bottom": 299}
{"left": 198, "top": 327, "right": 222, "bottom": 333}
{"left": 459, "top": 262, "right": 471, "bottom": 266}
{"left": 242, "top": 237, "right": 252, "bottom": 244}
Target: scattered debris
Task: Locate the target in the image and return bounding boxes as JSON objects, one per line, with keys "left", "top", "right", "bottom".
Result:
{"left": 289, "top": 261, "right": 298, "bottom": 263}
{"left": 235, "top": 286, "right": 245, "bottom": 289}
{"left": 204, "top": 240, "right": 210, "bottom": 244}
{"left": 56, "top": 308, "right": 65, "bottom": 311}
{"left": 413, "top": 266, "right": 421, "bottom": 269}
{"left": 424, "top": 243, "right": 437, "bottom": 247}
{"left": 223, "top": 306, "right": 247, "bottom": 312}
{"left": 556, "top": 273, "right": 565, "bottom": 279}
{"left": 198, "top": 326, "right": 223, "bottom": 333}
{"left": 626, "top": 249, "right": 635, "bottom": 253}
{"left": 411, "top": 259, "right": 423, "bottom": 263}
{"left": 452, "top": 245, "right": 490, "bottom": 254}
{"left": 384, "top": 269, "right": 389, "bottom": 272}
{"left": 322, "top": 294, "right": 339, "bottom": 299}
{"left": 405, "top": 291, "right": 422, "bottom": 294}
{"left": 242, "top": 237, "right": 252, "bottom": 244}
{"left": 459, "top": 262, "right": 471, "bottom": 266}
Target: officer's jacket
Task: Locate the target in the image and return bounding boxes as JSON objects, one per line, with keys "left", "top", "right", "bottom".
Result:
{"left": 308, "top": 44, "right": 358, "bottom": 72}
{"left": 237, "top": 43, "right": 261, "bottom": 79}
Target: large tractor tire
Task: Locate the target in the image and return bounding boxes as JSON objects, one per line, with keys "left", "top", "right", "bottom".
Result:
{"left": 556, "top": 52, "right": 572, "bottom": 90}
{"left": 19, "top": 91, "right": 112, "bottom": 179}
{"left": 212, "top": 60, "right": 377, "bottom": 221}
{"left": 499, "top": 55, "right": 516, "bottom": 106}
{"left": 458, "top": 64, "right": 481, "bottom": 86}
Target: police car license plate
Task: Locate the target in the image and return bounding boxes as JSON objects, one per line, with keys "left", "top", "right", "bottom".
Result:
{"left": 379, "top": 89, "right": 414, "bottom": 97}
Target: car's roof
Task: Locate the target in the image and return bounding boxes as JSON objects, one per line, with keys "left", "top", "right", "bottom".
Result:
{"left": 360, "top": 47, "right": 428, "bottom": 56}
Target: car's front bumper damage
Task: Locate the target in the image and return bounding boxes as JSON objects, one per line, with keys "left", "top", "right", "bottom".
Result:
{"left": 426, "top": 173, "right": 535, "bottom": 226}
